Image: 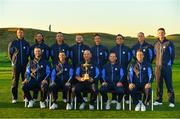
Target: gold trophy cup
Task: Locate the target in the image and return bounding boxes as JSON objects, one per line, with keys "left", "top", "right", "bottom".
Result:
{"left": 82, "top": 61, "right": 91, "bottom": 81}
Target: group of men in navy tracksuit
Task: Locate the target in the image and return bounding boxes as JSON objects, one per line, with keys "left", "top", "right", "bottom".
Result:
{"left": 8, "top": 28, "right": 175, "bottom": 111}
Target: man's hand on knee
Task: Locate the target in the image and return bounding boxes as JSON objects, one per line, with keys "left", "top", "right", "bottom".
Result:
{"left": 145, "top": 83, "right": 151, "bottom": 89}
{"left": 102, "top": 81, "right": 108, "bottom": 86}
{"left": 129, "top": 83, "right": 135, "bottom": 90}
{"left": 22, "top": 79, "right": 28, "bottom": 85}
{"left": 116, "top": 82, "right": 123, "bottom": 87}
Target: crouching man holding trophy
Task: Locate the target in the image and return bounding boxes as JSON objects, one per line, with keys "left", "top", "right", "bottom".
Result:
{"left": 74, "top": 50, "right": 100, "bottom": 110}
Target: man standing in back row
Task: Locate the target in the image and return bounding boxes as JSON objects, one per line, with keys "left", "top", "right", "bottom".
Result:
{"left": 8, "top": 28, "right": 30, "bottom": 103}
{"left": 153, "top": 28, "right": 175, "bottom": 108}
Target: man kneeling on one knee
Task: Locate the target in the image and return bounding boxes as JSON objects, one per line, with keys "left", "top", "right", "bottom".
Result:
{"left": 100, "top": 52, "right": 125, "bottom": 110}
{"left": 22, "top": 47, "right": 50, "bottom": 108}
{"left": 49, "top": 51, "right": 73, "bottom": 110}
{"left": 129, "top": 49, "right": 153, "bottom": 111}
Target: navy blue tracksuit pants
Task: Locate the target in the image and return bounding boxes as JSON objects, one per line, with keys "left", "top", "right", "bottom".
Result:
{"left": 22, "top": 79, "right": 48, "bottom": 101}
{"left": 100, "top": 83, "right": 124, "bottom": 102}
{"left": 129, "top": 84, "right": 152, "bottom": 105}
{"left": 155, "top": 65, "right": 175, "bottom": 103}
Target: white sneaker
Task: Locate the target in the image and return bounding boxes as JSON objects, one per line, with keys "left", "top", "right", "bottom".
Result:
{"left": 135, "top": 102, "right": 141, "bottom": 111}
{"left": 40, "top": 101, "right": 46, "bottom": 109}
{"left": 116, "top": 102, "right": 121, "bottom": 110}
{"left": 63, "top": 99, "right": 67, "bottom": 103}
{"left": 105, "top": 100, "right": 111, "bottom": 110}
{"left": 111, "top": 100, "right": 117, "bottom": 104}
{"left": 125, "top": 100, "right": 129, "bottom": 104}
{"left": 141, "top": 103, "right": 146, "bottom": 111}
{"left": 153, "top": 101, "right": 162, "bottom": 106}
{"left": 50, "top": 103, "right": 58, "bottom": 110}
{"left": 28, "top": 100, "right": 34, "bottom": 108}
{"left": 24, "top": 98, "right": 28, "bottom": 102}
{"left": 66, "top": 103, "right": 72, "bottom": 110}
{"left": 79, "top": 102, "right": 86, "bottom": 110}
{"left": 33, "top": 99, "right": 36, "bottom": 102}
{"left": 89, "top": 104, "right": 94, "bottom": 110}
{"left": 169, "top": 103, "right": 175, "bottom": 108}
{"left": 83, "top": 97, "right": 88, "bottom": 102}
{"left": 12, "top": 99, "right": 17, "bottom": 104}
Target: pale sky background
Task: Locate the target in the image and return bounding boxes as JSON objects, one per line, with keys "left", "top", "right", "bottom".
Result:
{"left": 0, "top": 0, "right": 180, "bottom": 36}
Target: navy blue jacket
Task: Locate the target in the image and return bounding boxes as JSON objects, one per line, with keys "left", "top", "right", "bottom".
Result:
{"left": 70, "top": 43, "right": 90, "bottom": 68}
{"left": 50, "top": 43, "right": 70, "bottom": 65}
{"left": 8, "top": 38, "right": 30, "bottom": 66}
{"left": 76, "top": 61, "right": 100, "bottom": 82}
{"left": 102, "top": 62, "right": 124, "bottom": 84}
{"left": 30, "top": 42, "right": 50, "bottom": 60}
{"left": 110, "top": 44, "right": 132, "bottom": 68}
{"left": 26, "top": 58, "right": 51, "bottom": 82}
{"left": 91, "top": 45, "right": 109, "bottom": 69}
{"left": 129, "top": 61, "right": 153, "bottom": 85}
{"left": 51, "top": 62, "right": 73, "bottom": 83}
{"left": 131, "top": 41, "right": 154, "bottom": 63}
{"left": 154, "top": 38, "right": 175, "bottom": 66}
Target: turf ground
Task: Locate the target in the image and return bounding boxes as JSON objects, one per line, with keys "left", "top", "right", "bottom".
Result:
{"left": 0, "top": 53, "right": 180, "bottom": 118}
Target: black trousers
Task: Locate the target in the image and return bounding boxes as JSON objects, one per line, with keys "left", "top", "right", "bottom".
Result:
{"left": 11, "top": 65, "right": 26, "bottom": 100}
{"left": 129, "top": 84, "right": 151, "bottom": 105}
{"left": 155, "top": 65, "right": 175, "bottom": 103}
{"left": 100, "top": 83, "right": 124, "bottom": 102}
{"left": 49, "top": 81, "right": 71, "bottom": 103}
{"left": 74, "top": 82, "right": 98, "bottom": 105}
{"left": 22, "top": 79, "right": 48, "bottom": 102}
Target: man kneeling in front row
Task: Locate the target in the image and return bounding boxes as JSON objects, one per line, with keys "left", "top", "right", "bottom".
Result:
{"left": 22, "top": 47, "right": 50, "bottom": 108}
{"left": 100, "top": 52, "right": 125, "bottom": 110}
{"left": 129, "top": 49, "right": 153, "bottom": 111}
{"left": 74, "top": 50, "right": 100, "bottom": 110}
{"left": 49, "top": 52, "right": 73, "bottom": 110}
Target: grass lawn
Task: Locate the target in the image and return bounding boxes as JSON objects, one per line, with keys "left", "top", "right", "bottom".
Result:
{"left": 0, "top": 54, "right": 180, "bottom": 118}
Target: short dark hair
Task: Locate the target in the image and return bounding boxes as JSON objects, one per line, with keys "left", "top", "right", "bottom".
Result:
{"left": 116, "top": 34, "right": 124, "bottom": 40}
{"left": 94, "top": 33, "right": 101, "bottom": 37}
{"left": 109, "top": 52, "right": 117, "bottom": 56}
{"left": 136, "top": 49, "right": 144, "bottom": 55}
{"left": 16, "top": 28, "right": 24, "bottom": 32}
{"left": 34, "top": 46, "right": 41, "bottom": 51}
{"left": 158, "top": 28, "right": 165, "bottom": 32}
{"left": 76, "top": 33, "right": 83, "bottom": 36}
{"left": 57, "top": 32, "right": 63, "bottom": 35}
{"left": 59, "top": 51, "right": 66, "bottom": 55}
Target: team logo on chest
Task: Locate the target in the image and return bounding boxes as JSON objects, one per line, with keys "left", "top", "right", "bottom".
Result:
{"left": 123, "top": 51, "right": 125, "bottom": 54}
{"left": 23, "top": 46, "right": 26, "bottom": 49}
{"left": 40, "top": 65, "right": 43, "bottom": 68}
{"left": 100, "top": 52, "right": 103, "bottom": 55}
